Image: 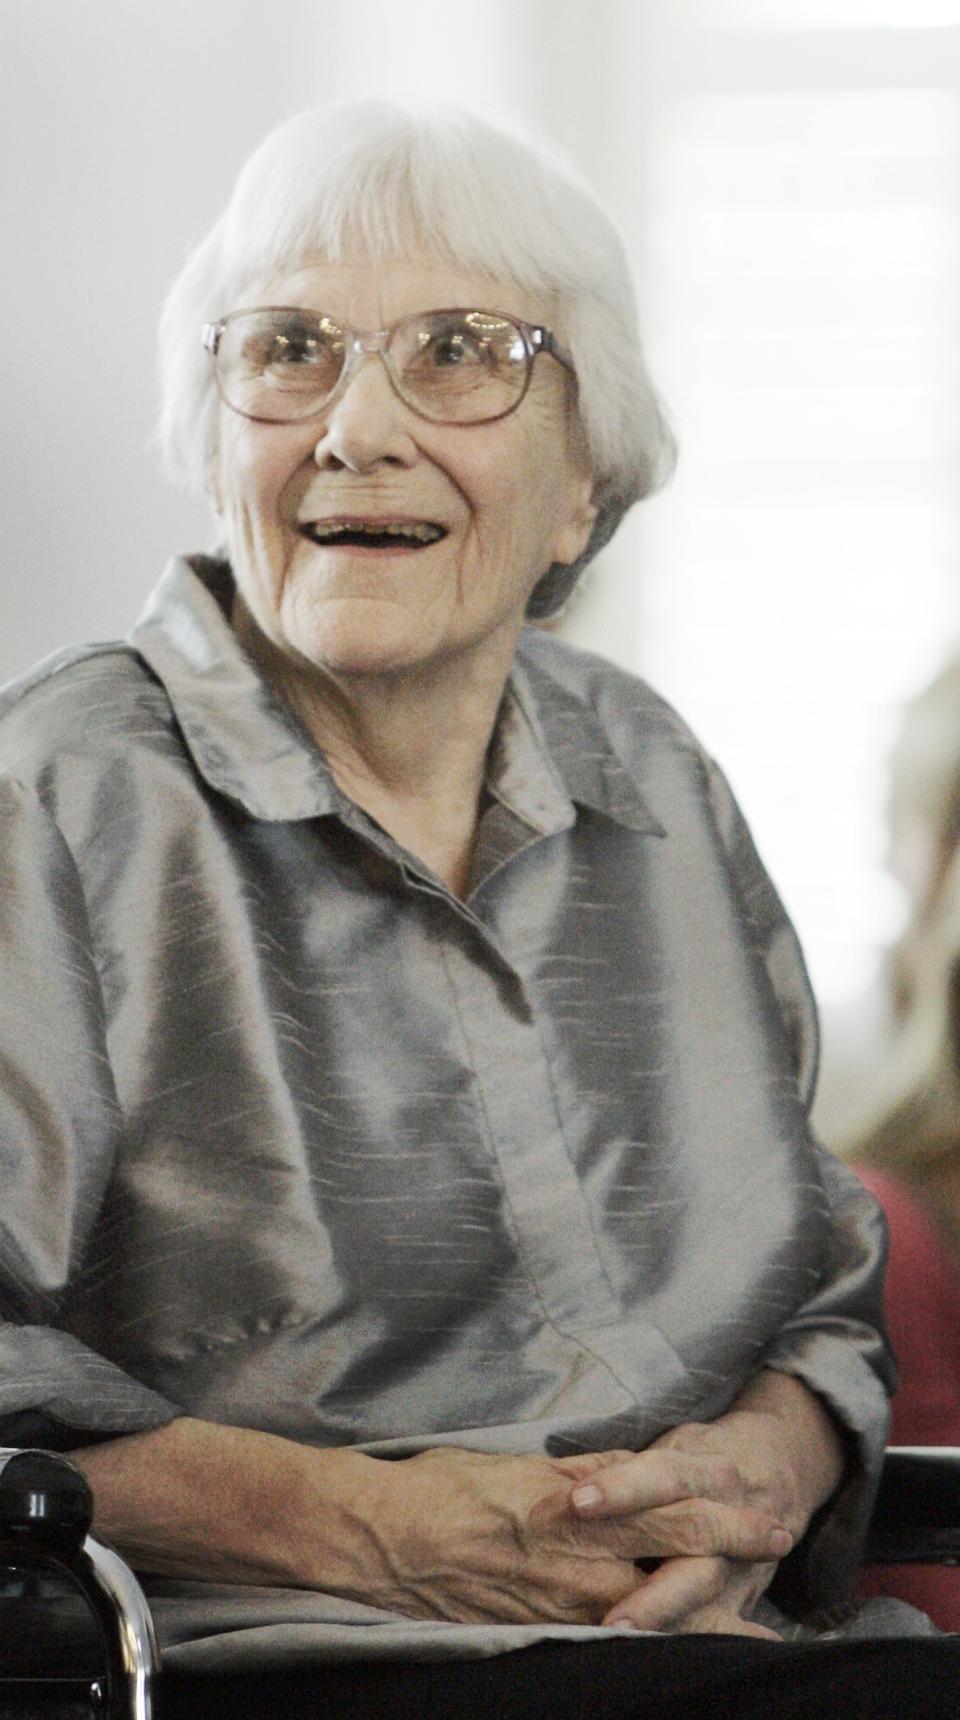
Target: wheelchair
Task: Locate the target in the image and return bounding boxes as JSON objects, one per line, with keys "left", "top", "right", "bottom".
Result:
{"left": 0, "top": 1446, "right": 959, "bottom": 1720}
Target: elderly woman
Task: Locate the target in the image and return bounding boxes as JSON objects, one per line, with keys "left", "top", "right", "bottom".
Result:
{"left": 0, "top": 101, "right": 919, "bottom": 1693}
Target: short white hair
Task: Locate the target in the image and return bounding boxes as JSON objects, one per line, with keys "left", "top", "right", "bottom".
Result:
{"left": 158, "top": 100, "right": 676, "bottom": 616}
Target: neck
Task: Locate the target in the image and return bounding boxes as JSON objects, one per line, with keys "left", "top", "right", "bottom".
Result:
{"left": 233, "top": 600, "right": 522, "bottom": 896}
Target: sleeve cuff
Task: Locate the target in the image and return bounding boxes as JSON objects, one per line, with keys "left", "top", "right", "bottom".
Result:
{"left": 762, "top": 1341, "right": 890, "bottom": 1611}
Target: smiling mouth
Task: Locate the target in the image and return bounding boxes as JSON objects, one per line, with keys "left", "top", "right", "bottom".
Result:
{"left": 298, "top": 519, "right": 448, "bottom": 550}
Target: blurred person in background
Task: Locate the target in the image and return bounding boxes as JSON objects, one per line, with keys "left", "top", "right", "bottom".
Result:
{"left": 827, "top": 656, "right": 960, "bottom": 1628}
{"left": 814, "top": 658, "right": 960, "bottom": 1149}
{"left": 882, "top": 655, "right": 960, "bottom": 1027}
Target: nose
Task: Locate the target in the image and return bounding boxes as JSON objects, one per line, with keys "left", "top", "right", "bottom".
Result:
{"left": 312, "top": 351, "right": 418, "bottom": 475}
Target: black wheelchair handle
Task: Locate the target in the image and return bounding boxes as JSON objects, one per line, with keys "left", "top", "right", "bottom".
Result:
{"left": 0, "top": 1448, "right": 159, "bottom": 1719}
{"left": 0, "top": 1445, "right": 94, "bottom": 1545}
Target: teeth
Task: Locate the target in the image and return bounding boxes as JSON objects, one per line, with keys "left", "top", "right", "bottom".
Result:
{"left": 305, "top": 520, "right": 444, "bottom": 544}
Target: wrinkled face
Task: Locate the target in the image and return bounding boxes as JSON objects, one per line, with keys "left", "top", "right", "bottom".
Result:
{"left": 209, "top": 252, "right": 597, "bottom": 682}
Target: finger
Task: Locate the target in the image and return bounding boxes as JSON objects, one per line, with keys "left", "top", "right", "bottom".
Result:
{"left": 603, "top": 1555, "right": 780, "bottom": 1635}
{"left": 700, "top": 1617, "right": 783, "bottom": 1641}
{"left": 608, "top": 1602, "right": 782, "bottom": 1641}
{"left": 550, "top": 1450, "right": 637, "bottom": 1485}
{"left": 573, "top": 1494, "right": 790, "bottom": 1566}
{"left": 618, "top": 1497, "right": 792, "bottom": 1564}
{"left": 603, "top": 1555, "right": 731, "bottom": 1631}
{"left": 570, "top": 1449, "right": 750, "bottom": 1518}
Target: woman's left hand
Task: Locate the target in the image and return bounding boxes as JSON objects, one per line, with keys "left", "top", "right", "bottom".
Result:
{"left": 561, "top": 1369, "right": 846, "bottom": 1636}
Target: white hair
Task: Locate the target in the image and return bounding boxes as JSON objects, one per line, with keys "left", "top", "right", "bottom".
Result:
{"left": 158, "top": 100, "right": 676, "bottom": 616}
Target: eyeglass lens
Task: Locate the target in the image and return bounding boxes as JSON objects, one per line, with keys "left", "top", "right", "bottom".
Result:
{"left": 216, "top": 309, "right": 531, "bottom": 424}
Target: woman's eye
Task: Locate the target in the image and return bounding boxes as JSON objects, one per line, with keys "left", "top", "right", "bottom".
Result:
{"left": 240, "top": 334, "right": 312, "bottom": 370}
{"left": 429, "top": 331, "right": 485, "bottom": 367}
{"left": 237, "top": 321, "right": 332, "bottom": 369}
{"left": 268, "top": 333, "right": 319, "bottom": 366}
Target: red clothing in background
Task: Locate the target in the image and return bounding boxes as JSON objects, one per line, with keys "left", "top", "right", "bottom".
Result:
{"left": 855, "top": 1166, "right": 960, "bottom": 1631}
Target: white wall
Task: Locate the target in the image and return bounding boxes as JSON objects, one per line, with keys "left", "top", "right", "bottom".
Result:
{"left": 2, "top": 0, "right": 324, "bottom": 673}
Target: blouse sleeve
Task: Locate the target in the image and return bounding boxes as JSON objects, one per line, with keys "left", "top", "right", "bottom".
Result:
{"left": 0, "top": 775, "right": 180, "bottom": 1445}
{"left": 707, "top": 758, "right": 895, "bottom": 1609}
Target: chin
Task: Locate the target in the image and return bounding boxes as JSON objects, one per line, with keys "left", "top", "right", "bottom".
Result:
{"left": 288, "top": 612, "right": 438, "bottom": 680}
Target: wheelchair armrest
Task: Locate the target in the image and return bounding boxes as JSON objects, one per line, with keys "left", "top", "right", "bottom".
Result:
{"left": 864, "top": 1446, "right": 960, "bottom": 1565}
{"left": 0, "top": 1448, "right": 158, "bottom": 1717}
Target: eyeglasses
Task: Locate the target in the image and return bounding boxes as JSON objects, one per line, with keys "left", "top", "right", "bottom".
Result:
{"left": 202, "top": 305, "right": 575, "bottom": 427}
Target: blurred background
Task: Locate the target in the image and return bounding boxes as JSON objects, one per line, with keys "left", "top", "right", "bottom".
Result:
{"left": 4, "top": 0, "right": 960, "bottom": 1089}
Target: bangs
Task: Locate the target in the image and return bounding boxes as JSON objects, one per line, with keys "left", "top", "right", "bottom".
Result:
{"left": 217, "top": 103, "right": 591, "bottom": 312}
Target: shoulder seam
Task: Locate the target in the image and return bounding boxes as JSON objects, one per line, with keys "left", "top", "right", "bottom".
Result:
{"left": 0, "top": 644, "right": 160, "bottom": 718}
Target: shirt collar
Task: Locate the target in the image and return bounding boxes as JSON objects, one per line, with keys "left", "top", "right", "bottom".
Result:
{"left": 130, "top": 556, "right": 345, "bottom": 822}
{"left": 506, "top": 646, "right": 665, "bottom": 836}
{"left": 129, "top": 555, "right": 663, "bottom": 836}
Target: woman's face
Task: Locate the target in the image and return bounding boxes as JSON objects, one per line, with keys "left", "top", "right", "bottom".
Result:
{"left": 210, "top": 253, "right": 597, "bottom": 683}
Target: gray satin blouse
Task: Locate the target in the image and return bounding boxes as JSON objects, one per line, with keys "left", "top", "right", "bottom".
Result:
{"left": 0, "top": 555, "right": 893, "bottom": 1650}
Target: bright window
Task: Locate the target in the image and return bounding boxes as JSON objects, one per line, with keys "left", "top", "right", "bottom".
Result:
{"left": 672, "top": 1, "right": 960, "bottom": 28}
{"left": 566, "top": 85, "right": 960, "bottom": 1010}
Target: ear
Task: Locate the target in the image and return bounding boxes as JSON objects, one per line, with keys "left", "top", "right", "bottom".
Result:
{"left": 551, "top": 474, "right": 599, "bottom": 567}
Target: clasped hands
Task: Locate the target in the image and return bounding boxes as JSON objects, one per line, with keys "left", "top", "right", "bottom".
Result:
{"left": 561, "top": 1436, "right": 791, "bottom": 1638}
{"left": 369, "top": 1407, "right": 806, "bottom": 1638}
{"left": 69, "top": 1372, "right": 841, "bottom": 1633}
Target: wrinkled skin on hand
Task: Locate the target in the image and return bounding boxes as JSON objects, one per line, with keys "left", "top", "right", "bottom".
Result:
{"left": 566, "top": 1398, "right": 837, "bottom": 1638}
{"left": 366, "top": 1443, "right": 793, "bottom": 1630}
